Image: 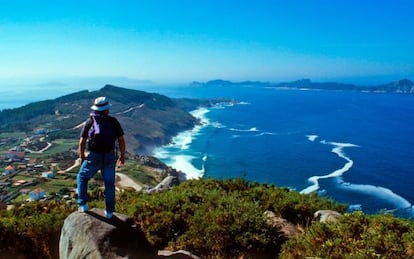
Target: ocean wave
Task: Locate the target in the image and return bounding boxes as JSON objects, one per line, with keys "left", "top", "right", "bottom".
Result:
{"left": 170, "top": 155, "right": 205, "bottom": 179}
{"left": 348, "top": 204, "right": 362, "bottom": 211}
{"left": 211, "top": 106, "right": 226, "bottom": 109}
{"left": 301, "top": 136, "right": 413, "bottom": 215}
{"left": 190, "top": 108, "right": 210, "bottom": 124}
{"left": 229, "top": 127, "right": 259, "bottom": 132}
{"left": 255, "top": 132, "right": 276, "bottom": 136}
{"left": 227, "top": 126, "right": 279, "bottom": 138}
{"left": 300, "top": 140, "right": 357, "bottom": 194}
{"left": 153, "top": 148, "right": 169, "bottom": 160}
{"left": 211, "top": 100, "right": 249, "bottom": 109}
{"left": 168, "top": 130, "right": 194, "bottom": 150}
{"left": 306, "top": 135, "right": 318, "bottom": 141}
{"left": 339, "top": 182, "right": 412, "bottom": 209}
{"left": 154, "top": 107, "right": 211, "bottom": 179}
{"left": 211, "top": 121, "right": 225, "bottom": 128}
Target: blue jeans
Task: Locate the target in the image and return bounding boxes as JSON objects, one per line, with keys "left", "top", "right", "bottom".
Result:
{"left": 77, "top": 152, "right": 116, "bottom": 213}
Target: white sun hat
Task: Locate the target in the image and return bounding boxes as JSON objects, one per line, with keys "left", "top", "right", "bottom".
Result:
{"left": 91, "top": 96, "right": 112, "bottom": 111}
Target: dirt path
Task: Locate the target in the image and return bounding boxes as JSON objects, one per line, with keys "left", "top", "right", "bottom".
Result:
{"left": 116, "top": 173, "right": 142, "bottom": 191}
{"left": 63, "top": 159, "right": 143, "bottom": 192}
{"left": 116, "top": 104, "right": 144, "bottom": 115}
{"left": 24, "top": 142, "right": 53, "bottom": 153}
{"left": 65, "top": 158, "right": 81, "bottom": 172}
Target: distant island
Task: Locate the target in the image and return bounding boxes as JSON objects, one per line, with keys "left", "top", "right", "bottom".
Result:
{"left": 191, "top": 78, "right": 414, "bottom": 93}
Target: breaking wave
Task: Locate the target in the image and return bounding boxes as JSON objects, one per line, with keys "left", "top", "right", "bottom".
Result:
{"left": 301, "top": 136, "right": 413, "bottom": 215}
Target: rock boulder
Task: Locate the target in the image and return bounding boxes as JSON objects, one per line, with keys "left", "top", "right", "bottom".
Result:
{"left": 264, "top": 210, "right": 299, "bottom": 238}
{"left": 59, "top": 208, "right": 156, "bottom": 258}
{"left": 59, "top": 208, "right": 198, "bottom": 259}
{"left": 314, "top": 210, "right": 342, "bottom": 223}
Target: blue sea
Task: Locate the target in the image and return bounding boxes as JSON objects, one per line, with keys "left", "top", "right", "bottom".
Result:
{"left": 2, "top": 84, "right": 414, "bottom": 218}
{"left": 152, "top": 85, "right": 414, "bottom": 219}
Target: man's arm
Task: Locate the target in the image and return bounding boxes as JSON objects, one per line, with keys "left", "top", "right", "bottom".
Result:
{"left": 78, "top": 136, "right": 87, "bottom": 163}
{"left": 117, "top": 135, "right": 126, "bottom": 166}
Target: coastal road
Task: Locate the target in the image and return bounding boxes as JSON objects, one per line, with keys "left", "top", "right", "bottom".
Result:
{"left": 24, "top": 142, "right": 52, "bottom": 153}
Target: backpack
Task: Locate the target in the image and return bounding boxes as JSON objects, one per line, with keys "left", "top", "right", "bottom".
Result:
{"left": 87, "top": 114, "right": 117, "bottom": 153}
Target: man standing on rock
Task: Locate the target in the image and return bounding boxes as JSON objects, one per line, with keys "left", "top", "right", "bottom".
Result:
{"left": 77, "top": 97, "right": 126, "bottom": 219}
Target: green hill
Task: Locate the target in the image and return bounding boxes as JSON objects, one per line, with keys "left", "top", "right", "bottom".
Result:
{"left": 0, "top": 85, "right": 220, "bottom": 154}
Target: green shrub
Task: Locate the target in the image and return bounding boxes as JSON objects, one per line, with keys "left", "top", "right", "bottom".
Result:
{"left": 116, "top": 177, "right": 343, "bottom": 258}
{"left": 6, "top": 178, "right": 411, "bottom": 259}
{"left": 279, "top": 211, "right": 414, "bottom": 259}
{"left": 172, "top": 190, "right": 282, "bottom": 258}
{"left": 0, "top": 201, "right": 73, "bottom": 258}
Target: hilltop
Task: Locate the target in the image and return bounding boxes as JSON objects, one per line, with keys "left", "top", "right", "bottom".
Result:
{"left": 0, "top": 85, "right": 225, "bottom": 154}
{"left": 191, "top": 78, "right": 414, "bottom": 93}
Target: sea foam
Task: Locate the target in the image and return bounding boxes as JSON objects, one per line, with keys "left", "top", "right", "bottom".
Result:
{"left": 153, "top": 107, "right": 211, "bottom": 179}
{"left": 171, "top": 155, "right": 205, "bottom": 179}
{"left": 306, "top": 135, "right": 318, "bottom": 142}
{"left": 300, "top": 139, "right": 357, "bottom": 194}
{"left": 301, "top": 136, "right": 413, "bottom": 215}
{"left": 340, "top": 183, "right": 412, "bottom": 209}
{"left": 229, "top": 127, "right": 259, "bottom": 132}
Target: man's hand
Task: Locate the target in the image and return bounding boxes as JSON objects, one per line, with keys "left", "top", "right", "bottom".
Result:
{"left": 79, "top": 137, "right": 87, "bottom": 164}
{"left": 79, "top": 155, "right": 86, "bottom": 164}
{"left": 117, "top": 155, "right": 125, "bottom": 167}
{"left": 117, "top": 135, "right": 126, "bottom": 168}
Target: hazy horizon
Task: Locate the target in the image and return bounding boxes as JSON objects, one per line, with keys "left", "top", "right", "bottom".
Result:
{"left": 0, "top": 74, "right": 412, "bottom": 90}
{"left": 1, "top": 74, "right": 413, "bottom": 111}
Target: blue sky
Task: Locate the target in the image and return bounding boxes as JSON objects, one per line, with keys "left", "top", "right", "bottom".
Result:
{"left": 1, "top": 0, "right": 413, "bottom": 85}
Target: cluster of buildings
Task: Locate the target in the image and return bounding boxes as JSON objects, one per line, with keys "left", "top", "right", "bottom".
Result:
{"left": 0, "top": 143, "right": 75, "bottom": 208}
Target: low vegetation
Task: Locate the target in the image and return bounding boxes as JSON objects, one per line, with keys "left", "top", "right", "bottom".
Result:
{"left": 1, "top": 178, "right": 413, "bottom": 258}
{"left": 115, "top": 178, "right": 345, "bottom": 258}
{"left": 0, "top": 202, "right": 72, "bottom": 258}
{"left": 280, "top": 211, "right": 414, "bottom": 259}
